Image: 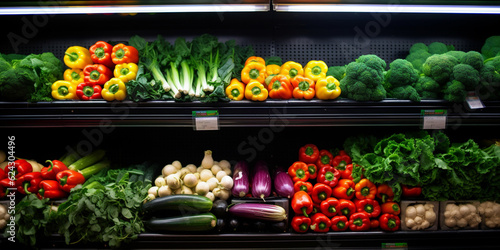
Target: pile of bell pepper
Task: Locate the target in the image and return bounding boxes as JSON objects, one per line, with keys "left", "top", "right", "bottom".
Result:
{"left": 230, "top": 56, "right": 341, "bottom": 101}
{"left": 289, "top": 144, "right": 402, "bottom": 233}
{"left": 1, "top": 159, "right": 85, "bottom": 200}
{"left": 52, "top": 41, "right": 139, "bottom": 101}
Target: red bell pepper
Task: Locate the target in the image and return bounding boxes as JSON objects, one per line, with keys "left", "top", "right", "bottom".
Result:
{"left": 381, "top": 202, "right": 401, "bottom": 215}
{"left": 370, "top": 219, "right": 380, "bottom": 229}
{"left": 292, "top": 191, "right": 314, "bottom": 217}
{"left": 379, "top": 213, "right": 401, "bottom": 231}
{"left": 37, "top": 180, "right": 67, "bottom": 199}
{"left": 291, "top": 215, "right": 311, "bottom": 233}
{"left": 0, "top": 168, "right": 5, "bottom": 180}
{"left": 11, "top": 159, "right": 33, "bottom": 179}
{"left": 320, "top": 197, "right": 339, "bottom": 217}
{"left": 311, "top": 202, "right": 321, "bottom": 216}
{"left": 337, "top": 163, "right": 355, "bottom": 180}
{"left": 89, "top": 41, "right": 115, "bottom": 69}
{"left": 294, "top": 181, "right": 313, "bottom": 196}
{"left": 0, "top": 178, "right": 16, "bottom": 198}
{"left": 41, "top": 160, "right": 68, "bottom": 180}
{"left": 354, "top": 198, "right": 381, "bottom": 218}
{"left": 310, "top": 213, "right": 331, "bottom": 233}
{"left": 332, "top": 179, "right": 355, "bottom": 200}
{"left": 402, "top": 185, "right": 422, "bottom": 197}
{"left": 317, "top": 165, "right": 340, "bottom": 188}
{"left": 354, "top": 178, "right": 377, "bottom": 200}
{"left": 331, "top": 150, "right": 352, "bottom": 168}
{"left": 111, "top": 43, "right": 139, "bottom": 64}
{"left": 288, "top": 161, "right": 310, "bottom": 183}
{"left": 311, "top": 183, "right": 332, "bottom": 204}
{"left": 349, "top": 212, "right": 371, "bottom": 231}
{"left": 376, "top": 183, "right": 394, "bottom": 203}
{"left": 316, "top": 150, "right": 333, "bottom": 168}
{"left": 307, "top": 164, "right": 318, "bottom": 180}
{"left": 83, "top": 64, "right": 112, "bottom": 85}
{"left": 16, "top": 172, "right": 42, "bottom": 195}
{"left": 330, "top": 215, "right": 349, "bottom": 231}
{"left": 298, "top": 144, "right": 320, "bottom": 164}
{"left": 337, "top": 199, "right": 356, "bottom": 217}
{"left": 56, "top": 170, "right": 85, "bottom": 193}
{"left": 76, "top": 82, "right": 102, "bottom": 100}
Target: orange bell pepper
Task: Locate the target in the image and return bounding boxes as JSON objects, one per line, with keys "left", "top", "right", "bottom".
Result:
{"left": 268, "top": 75, "right": 293, "bottom": 99}
{"left": 245, "top": 56, "right": 265, "bottom": 66}
{"left": 241, "top": 62, "right": 266, "bottom": 84}
{"left": 354, "top": 178, "right": 377, "bottom": 200}
{"left": 291, "top": 75, "right": 316, "bottom": 100}
{"left": 376, "top": 183, "right": 394, "bottom": 203}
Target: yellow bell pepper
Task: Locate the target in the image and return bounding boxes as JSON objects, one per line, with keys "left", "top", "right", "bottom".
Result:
{"left": 315, "top": 76, "right": 341, "bottom": 100}
{"left": 51, "top": 80, "right": 77, "bottom": 100}
{"left": 63, "top": 46, "right": 93, "bottom": 69}
{"left": 266, "top": 64, "right": 281, "bottom": 76}
{"left": 63, "top": 68, "right": 84, "bottom": 85}
{"left": 245, "top": 56, "right": 266, "bottom": 66}
{"left": 114, "top": 63, "right": 138, "bottom": 83}
{"left": 304, "top": 60, "right": 328, "bottom": 82}
{"left": 226, "top": 78, "right": 245, "bottom": 101}
{"left": 280, "top": 61, "right": 304, "bottom": 79}
{"left": 245, "top": 80, "right": 268, "bottom": 101}
{"left": 101, "top": 78, "right": 127, "bottom": 101}
{"left": 241, "top": 62, "right": 267, "bottom": 84}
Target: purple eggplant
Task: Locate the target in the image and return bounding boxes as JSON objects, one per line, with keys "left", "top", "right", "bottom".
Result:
{"left": 228, "top": 203, "right": 287, "bottom": 222}
{"left": 232, "top": 161, "right": 250, "bottom": 198}
{"left": 252, "top": 161, "right": 271, "bottom": 201}
{"left": 274, "top": 171, "right": 294, "bottom": 199}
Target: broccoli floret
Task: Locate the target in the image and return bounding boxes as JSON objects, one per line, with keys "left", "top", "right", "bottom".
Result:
{"left": 409, "top": 43, "right": 429, "bottom": 54}
{"left": 451, "top": 64, "right": 480, "bottom": 90}
{"left": 339, "top": 54, "right": 387, "bottom": 101}
{"left": 388, "top": 85, "right": 421, "bottom": 102}
{"left": 413, "top": 76, "right": 442, "bottom": 99}
{"left": 444, "top": 51, "right": 466, "bottom": 61}
{"left": 422, "top": 54, "right": 459, "bottom": 83}
{"left": 443, "top": 80, "right": 467, "bottom": 102}
{"left": 406, "top": 50, "right": 432, "bottom": 72}
{"left": 385, "top": 59, "right": 420, "bottom": 87}
{"left": 460, "top": 51, "right": 484, "bottom": 71}
{"left": 326, "top": 65, "right": 346, "bottom": 80}
{"left": 478, "top": 63, "right": 500, "bottom": 100}
{"left": 481, "top": 36, "right": 500, "bottom": 59}
{"left": 428, "top": 42, "right": 450, "bottom": 54}
{"left": 0, "top": 60, "right": 37, "bottom": 101}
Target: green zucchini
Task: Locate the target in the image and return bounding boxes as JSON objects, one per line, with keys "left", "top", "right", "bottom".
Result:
{"left": 68, "top": 149, "right": 106, "bottom": 171}
{"left": 144, "top": 213, "right": 217, "bottom": 232}
{"left": 142, "top": 194, "right": 213, "bottom": 215}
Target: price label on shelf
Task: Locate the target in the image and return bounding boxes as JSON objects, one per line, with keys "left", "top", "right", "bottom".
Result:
{"left": 382, "top": 243, "right": 408, "bottom": 249}
{"left": 466, "top": 92, "right": 484, "bottom": 110}
{"left": 192, "top": 110, "right": 219, "bottom": 131}
{"left": 421, "top": 110, "right": 447, "bottom": 130}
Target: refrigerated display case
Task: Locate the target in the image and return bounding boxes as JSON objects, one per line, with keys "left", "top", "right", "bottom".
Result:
{"left": 1, "top": 0, "right": 500, "bottom": 249}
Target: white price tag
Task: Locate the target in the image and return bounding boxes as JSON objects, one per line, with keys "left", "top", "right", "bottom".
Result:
{"left": 193, "top": 110, "right": 219, "bottom": 131}
{"left": 466, "top": 94, "right": 484, "bottom": 110}
{"left": 421, "top": 110, "right": 447, "bottom": 130}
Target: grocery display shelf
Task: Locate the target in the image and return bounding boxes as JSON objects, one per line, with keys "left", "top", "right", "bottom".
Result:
{"left": 1, "top": 100, "right": 499, "bottom": 128}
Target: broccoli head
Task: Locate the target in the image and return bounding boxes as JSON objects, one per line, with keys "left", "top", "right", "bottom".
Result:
{"left": 388, "top": 85, "right": 421, "bottom": 102}
{"left": 460, "top": 51, "right": 484, "bottom": 71}
{"left": 478, "top": 63, "right": 500, "bottom": 100}
{"left": 384, "top": 59, "right": 419, "bottom": 88}
{"left": 443, "top": 80, "right": 467, "bottom": 102}
{"left": 481, "top": 36, "right": 500, "bottom": 59}
{"left": 326, "top": 65, "right": 346, "bottom": 81}
{"left": 409, "top": 43, "right": 429, "bottom": 54}
{"left": 0, "top": 61, "right": 37, "bottom": 101}
{"left": 406, "top": 49, "right": 432, "bottom": 72}
{"left": 428, "top": 42, "right": 450, "bottom": 54}
{"left": 339, "top": 54, "right": 387, "bottom": 101}
{"left": 413, "top": 76, "right": 442, "bottom": 99}
{"left": 444, "top": 51, "right": 466, "bottom": 61}
{"left": 422, "top": 54, "right": 459, "bottom": 84}
{"left": 451, "top": 64, "right": 480, "bottom": 90}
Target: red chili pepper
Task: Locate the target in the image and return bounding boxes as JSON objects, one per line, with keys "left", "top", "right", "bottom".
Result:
{"left": 332, "top": 179, "right": 355, "bottom": 200}
{"left": 330, "top": 215, "right": 349, "bottom": 231}
{"left": 56, "top": 170, "right": 85, "bottom": 193}
{"left": 402, "top": 185, "right": 422, "bottom": 197}
{"left": 292, "top": 191, "right": 314, "bottom": 217}
{"left": 11, "top": 159, "right": 33, "bottom": 179}
{"left": 291, "top": 215, "right": 311, "bottom": 233}
{"left": 354, "top": 198, "right": 381, "bottom": 218}
{"left": 293, "top": 181, "right": 313, "bottom": 196}
{"left": 41, "top": 160, "right": 68, "bottom": 180}
{"left": 89, "top": 41, "right": 115, "bottom": 69}
{"left": 381, "top": 202, "right": 401, "bottom": 215}
{"left": 316, "top": 150, "right": 333, "bottom": 168}
{"left": 331, "top": 150, "right": 352, "bottom": 169}
{"left": 349, "top": 212, "right": 371, "bottom": 231}
{"left": 76, "top": 82, "right": 102, "bottom": 100}
{"left": 379, "top": 213, "right": 401, "bottom": 231}
{"left": 37, "top": 180, "right": 67, "bottom": 199}
{"left": 370, "top": 218, "right": 380, "bottom": 229}
{"left": 288, "top": 161, "right": 310, "bottom": 183}
{"left": 376, "top": 183, "right": 395, "bottom": 203}
{"left": 111, "top": 43, "right": 139, "bottom": 64}
{"left": 310, "top": 213, "right": 331, "bottom": 233}
{"left": 311, "top": 183, "right": 332, "bottom": 204}
{"left": 16, "top": 172, "right": 42, "bottom": 195}
{"left": 0, "top": 178, "right": 16, "bottom": 198}
{"left": 298, "top": 144, "right": 320, "bottom": 164}
{"left": 320, "top": 197, "right": 339, "bottom": 217}
{"left": 307, "top": 163, "right": 318, "bottom": 180}
{"left": 337, "top": 199, "right": 356, "bottom": 217}
{"left": 317, "top": 165, "right": 340, "bottom": 188}
{"left": 83, "top": 64, "right": 112, "bottom": 85}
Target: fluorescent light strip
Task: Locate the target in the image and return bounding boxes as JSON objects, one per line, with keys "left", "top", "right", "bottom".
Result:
{"left": 0, "top": 4, "right": 269, "bottom": 15}
{"left": 274, "top": 4, "right": 500, "bottom": 14}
